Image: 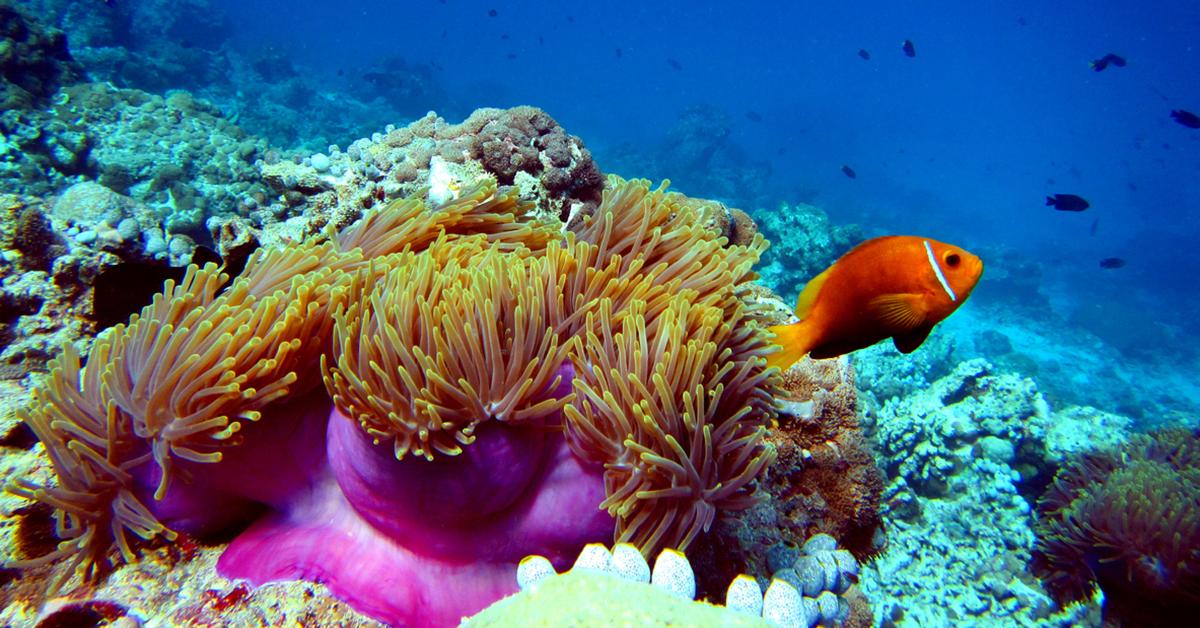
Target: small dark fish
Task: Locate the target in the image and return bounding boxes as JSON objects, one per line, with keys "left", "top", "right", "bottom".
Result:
{"left": 858, "top": 48, "right": 871, "bottom": 60}
{"left": 615, "top": 47, "right": 623, "bottom": 59}
{"left": 668, "top": 58, "right": 682, "bottom": 71}
{"left": 567, "top": 15, "right": 575, "bottom": 23}
{"left": 501, "top": 33, "right": 510, "bottom": 40}
{"left": 1089, "top": 218, "right": 1099, "bottom": 236}
{"left": 538, "top": 36, "right": 545, "bottom": 45}
{"left": 1089, "top": 53, "right": 1127, "bottom": 72}
{"left": 1017, "top": 16, "right": 1028, "bottom": 26}
{"left": 1127, "top": 182, "right": 1137, "bottom": 191}
{"left": 1045, "top": 193, "right": 1090, "bottom": 212}
{"left": 1170, "top": 109, "right": 1200, "bottom": 129}
{"left": 442, "top": 29, "right": 448, "bottom": 39}
{"left": 506, "top": 52, "right": 517, "bottom": 60}
{"left": 841, "top": 165, "right": 857, "bottom": 179}
{"left": 1099, "top": 257, "right": 1126, "bottom": 269}
{"left": 337, "top": 68, "right": 344, "bottom": 77}
{"left": 901, "top": 39, "right": 916, "bottom": 58}
{"left": 488, "top": 9, "right": 498, "bottom": 17}
{"left": 745, "top": 110, "right": 762, "bottom": 123}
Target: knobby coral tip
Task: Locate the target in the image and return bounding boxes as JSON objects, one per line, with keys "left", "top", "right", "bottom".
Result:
{"left": 610, "top": 543, "right": 650, "bottom": 583}
{"left": 516, "top": 555, "right": 555, "bottom": 591}
{"left": 650, "top": 548, "right": 695, "bottom": 601}
{"left": 725, "top": 574, "right": 764, "bottom": 617}
{"left": 763, "top": 578, "right": 807, "bottom": 628}
{"left": 571, "top": 543, "right": 613, "bottom": 573}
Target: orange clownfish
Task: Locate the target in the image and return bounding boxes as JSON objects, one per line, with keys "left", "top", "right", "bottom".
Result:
{"left": 766, "top": 236, "right": 983, "bottom": 371}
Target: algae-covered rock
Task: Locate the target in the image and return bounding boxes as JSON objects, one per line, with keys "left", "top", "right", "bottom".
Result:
{"left": 463, "top": 570, "right": 768, "bottom": 627}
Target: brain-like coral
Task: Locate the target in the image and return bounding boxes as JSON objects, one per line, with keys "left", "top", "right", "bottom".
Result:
{"left": 1032, "top": 428, "right": 1200, "bottom": 626}
{"left": 6, "top": 176, "right": 780, "bottom": 626}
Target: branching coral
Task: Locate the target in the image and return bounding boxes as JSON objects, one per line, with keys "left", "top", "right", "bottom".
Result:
{"left": 8, "top": 175, "right": 780, "bottom": 626}
{"left": 1033, "top": 428, "right": 1200, "bottom": 626}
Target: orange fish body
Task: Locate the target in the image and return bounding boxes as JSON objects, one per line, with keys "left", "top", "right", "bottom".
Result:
{"left": 766, "top": 236, "right": 983, "bottom": 371}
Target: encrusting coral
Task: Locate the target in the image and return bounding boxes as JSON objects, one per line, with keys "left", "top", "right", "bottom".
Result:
{"left": 7, "top": 175, "right": 781, "bottom": 626}
{"left": 1032, "top": 427, "right": 1200, "bottom": 627}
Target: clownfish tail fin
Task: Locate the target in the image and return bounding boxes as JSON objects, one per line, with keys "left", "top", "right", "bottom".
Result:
{"left": 765, "top": 322, "right": 817, "bottom": 372}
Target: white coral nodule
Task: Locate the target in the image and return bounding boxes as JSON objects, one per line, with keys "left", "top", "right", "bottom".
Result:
{"left": 515, "top": 543, "right": 838, "bottom": 628}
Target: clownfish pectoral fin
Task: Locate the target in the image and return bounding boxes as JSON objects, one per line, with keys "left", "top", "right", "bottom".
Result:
{"left": 893, "top": 324, "right": 934, "bottom": 353}
{"left": 867, "top": 293, "right": 928, "bottom": 332}
{"left": 766, "top": 321, "right": 818, "bottom": 372}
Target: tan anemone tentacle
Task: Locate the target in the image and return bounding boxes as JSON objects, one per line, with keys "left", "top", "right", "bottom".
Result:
{"left": 322, "top": 241, "right": 575, "bottom": 462}
{"left": 564, "top": 296, "right": 777, "bottom": 557}
{"left": 8, "top": 340, "right": 175, "bottom": 589}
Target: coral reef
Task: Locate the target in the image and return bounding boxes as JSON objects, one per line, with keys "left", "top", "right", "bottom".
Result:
{"left": 4, "top": 177, "right": 779, "bottom": 626}
{"left": 869, "top": 359, "right": 1052, "bottom": 500}
{"left": 767, "top": 358, "right": 884, "bottom": 558}
{"left": 755, "top": 200, "right": 863, "bottom": 302}
{"left": 0, "top": 179, "right": 239, "bottom": 381}
{"left": 1032, "top": 428, "right": 1200, "bottom": 627}
{"left": 256, "top": 107, "right": 604, "bottom": 249}
{"left": 857, "top": 359, "right": 1109, "bottom": 626}
{"left": 0, "top": 1, "right": 82, "bottom": 110}
{"left": 211, "top": 51, "right": 446, "bottom": 152}
{"left": 682, "top": 352, "right": 883, "bottom": 627}
{"left": 0, "top": 195, "right": 89, "bottom": 379}
{"left": 24, "top": 0, "right": 231, "bottom": 93}
{"left": 1, "top": 82, "right": 267, "bottom": 224}
{"left": 23, "top": 0, "right": 449, "bottom": 149}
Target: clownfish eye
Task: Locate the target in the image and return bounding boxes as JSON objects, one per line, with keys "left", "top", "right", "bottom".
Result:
{"left": 944, "top": 252, "right": 961, "bottom": 267}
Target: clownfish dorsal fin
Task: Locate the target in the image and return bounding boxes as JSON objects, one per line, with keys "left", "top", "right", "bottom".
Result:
{"left": 868, "top": 293, "right": 927, "bottom": 332}
{"left": 793, "top": 265, "right": 834, "bottom": 320}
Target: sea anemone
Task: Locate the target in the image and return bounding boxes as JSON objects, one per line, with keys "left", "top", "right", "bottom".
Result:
{"left": 1032, "top": 428, "right": 1200, "bottom": 626}
{"left": 8, "top": 177, "right": 780, "bottom": 625}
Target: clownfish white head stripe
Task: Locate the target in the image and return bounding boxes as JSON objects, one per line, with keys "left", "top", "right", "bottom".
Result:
{"left": 924, "top": 239, "right": 957, "bottom": 302}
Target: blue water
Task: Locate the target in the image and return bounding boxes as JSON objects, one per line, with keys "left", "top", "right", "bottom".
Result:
{"left": 208, "top": 0, "right": 1200, "bottom": 331}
